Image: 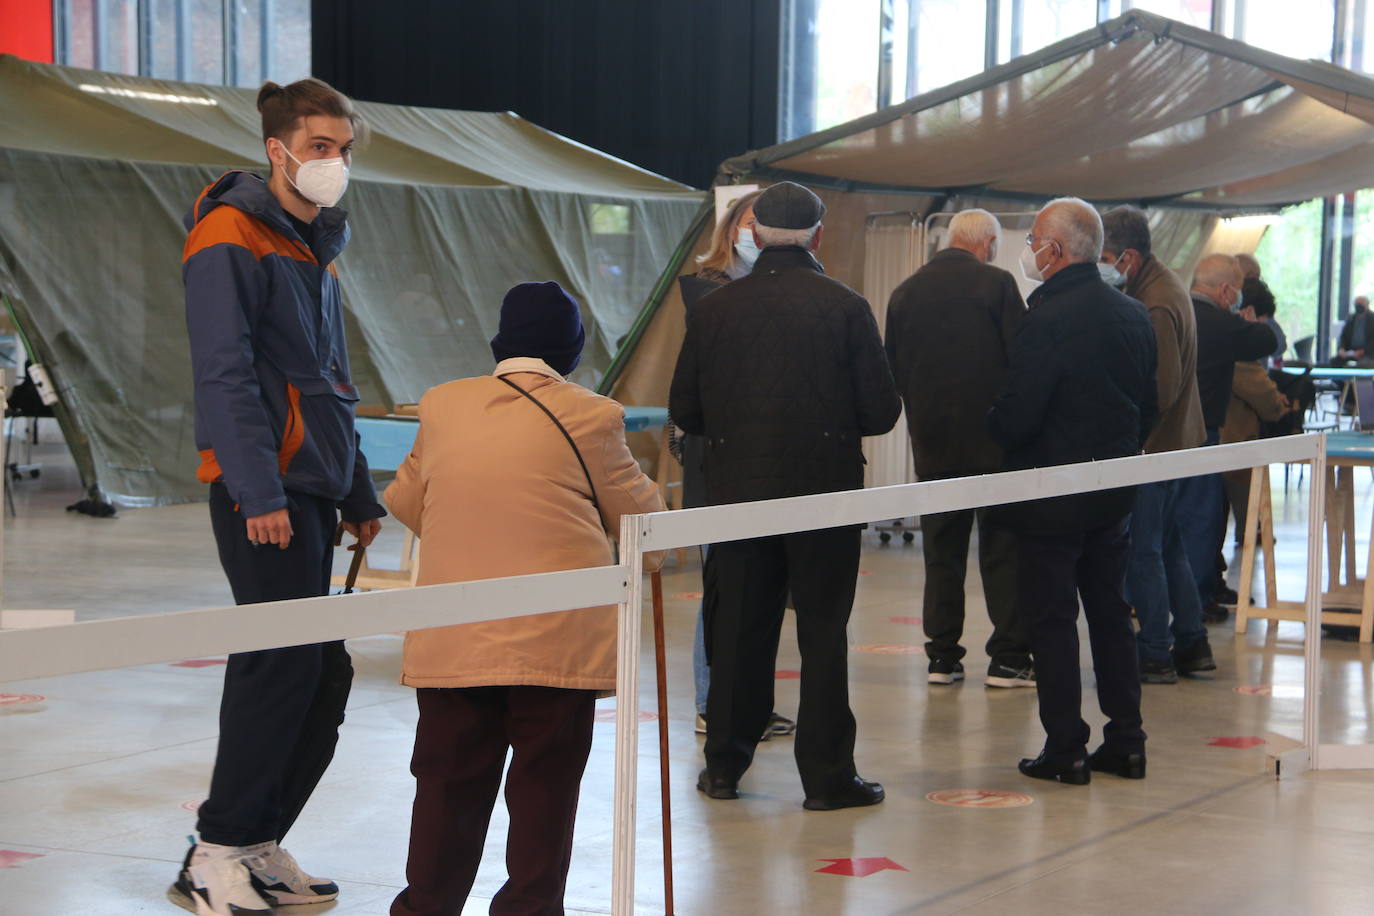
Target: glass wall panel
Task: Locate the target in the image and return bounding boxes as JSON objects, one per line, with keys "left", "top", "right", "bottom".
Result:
{"left": 1254, "top": 199, "right": 1322, "bottom": 347}
{"left": 1122, "top": 0, "right": 1214, "bottom": 28}
{"left": 99, "top": 0, "right": 139, "bottom": 74}
{"left": 997, "top": 0, "right": 1097, "bottom": 63}
{"left": 810, "top": 0, "right": 881, "bottom": 132}
{"left": 1232, "top": 0, "right": 1334, "bottom": 62}
{"left": 187, "top": 0, "right": 224, "bottom": 85}
{"left": 66, "top": 0, "right": 97, "bottom": 69}
{"left": 269, "top": 0, "right": 311, "bottom": 83}
{"left": 232, "top": 0, "right": 264, "bottom": 87}
{"left": 912, "top": 0, "right": 986, "bottom": 94}
{"left": 147, "top": 0, "right": 183, "bottom": 79}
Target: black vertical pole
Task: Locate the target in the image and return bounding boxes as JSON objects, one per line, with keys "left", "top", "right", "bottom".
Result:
{"left": 261, "top": 0, "right": 274, "bottom": 80}
{"left": 876, "top": 0, "right": 894, "bottom": 109}
{"left": 1011, "top": 0, "right": 1023, "bottom": 58}
{"left": 985, "top": 0, "right": 999, "bottom": 70}
{"left": 176, "top": 0, "right": 189, "bottom": 80}
{"left": 1318, "top": 196, "right": 1338, "bottom": 363}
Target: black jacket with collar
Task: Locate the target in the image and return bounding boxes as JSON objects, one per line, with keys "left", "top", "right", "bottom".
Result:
{"left": 1193, "top": 292, "right": 1279, "bottom": 430}
{"left": 987, "top": 261, "right": 1159, "bottom": 535}
{"left": 885, "top": 247, "right": 1026, "bottom": 478}
{"left": 668, "top": 245, "right": 901, "bottom": 506}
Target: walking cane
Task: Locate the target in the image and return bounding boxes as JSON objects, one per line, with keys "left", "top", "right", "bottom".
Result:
{"left": 650, "top": 570, "right": 675, "bottom": 915}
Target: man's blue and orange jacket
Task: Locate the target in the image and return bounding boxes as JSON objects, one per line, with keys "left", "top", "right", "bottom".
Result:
{"left": 183, "top": 170, "right": 384, "bottom": 523}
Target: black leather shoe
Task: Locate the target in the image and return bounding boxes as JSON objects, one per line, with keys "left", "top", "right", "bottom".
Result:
{"left": 803, "top": 776, "right": 885, "bottom": 810}
{"left": 1089, "top": 745, "right": 1146, "bottom": 779}
{"left": 1202, "top": 602, "right": 1229, "bottom": 624}
{"left": 1018, "top": 753, "right": 1090, "bottom": 785}
{"left": 1174, "top": 638, "right": 1217, "bottom": 675}
{"left": 696, "top": 768, "right": 739, "bottom": 800}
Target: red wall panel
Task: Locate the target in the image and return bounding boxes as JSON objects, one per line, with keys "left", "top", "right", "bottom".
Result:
{"left": 0, "top": 0, "right": 55, "bottom": 63}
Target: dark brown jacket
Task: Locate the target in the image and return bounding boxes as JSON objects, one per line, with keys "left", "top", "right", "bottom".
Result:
{"left": 1125, "top": 256, "right": 1205, "bottom": 453}
{"left": 884, "top": 247, "right": 1025, "bottom": 478}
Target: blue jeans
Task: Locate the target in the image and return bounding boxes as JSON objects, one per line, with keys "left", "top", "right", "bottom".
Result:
{"left": 1176, "top": 429, "right": 1225, "bottom": 606}
{"left": 1125, "top": 479, "right": 1207, "bottom": 662}
{"left": 693, "top": 602, "right": 709, "bottom": 715}
{"left": 694, "top": 545, "right": 710, "bottom": 715}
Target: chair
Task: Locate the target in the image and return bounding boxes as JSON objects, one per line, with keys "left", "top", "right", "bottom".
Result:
{"left": 329, "top": 528, "right": 421, "bottom": 591}
{"left": 1293, "top": 335, "right": 1314, "bottom": 364}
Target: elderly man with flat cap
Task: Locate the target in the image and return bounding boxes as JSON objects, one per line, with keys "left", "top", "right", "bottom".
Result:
{"left": 670, "top": 181, "right": 900, "bottom": 810}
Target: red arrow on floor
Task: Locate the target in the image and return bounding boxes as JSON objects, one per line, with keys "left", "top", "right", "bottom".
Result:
{"left": 0, "top": 850, "right": 44, "bottom": 869}
{"left": 815, "top": 857, "right": 908, "bottom": 878}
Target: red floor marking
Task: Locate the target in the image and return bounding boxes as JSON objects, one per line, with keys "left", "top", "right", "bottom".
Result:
{"left": 775, "top": 670, "right": 801, "bottom": 679}
{"left": 672, "top": 592, "right": 703, "bottom": 600}
{"left": 855, "top": 644, "right": 922, "bottom": 655}
{"left": 858, "top": 570, "right": 874, "bottom": 576}
{"left": 0, "top": 850, "right": 44, "bottom": 869}
{"left": 593, "top": 709, "right": 659, "bottom": 723}
{"left": 888, "top": 616, "right": 922, "bottom": 625}
{"left": 171, "top": 659, "right": 228, "bottom": 668}
{"left": 815, "top": 857, "right": 908, "bottom": 878}
{"left": 1208, "top": 736, "right": 1267, "bottom": 749}
{"left": 0, "top": 694, "right": 44, "bottom": 706}
{"left": 180, "top": 799, "right": 206, "bottom": 813}
{"left": 1233, "top": 685, "right": 1274, "bottom": 696}
{"left": 926, "top": 789, "right": 1034, "bottom": 809}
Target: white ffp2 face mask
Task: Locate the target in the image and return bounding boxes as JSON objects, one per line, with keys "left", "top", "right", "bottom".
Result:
{"left": 1020, "top": 242, "right": 1050, "bottom": 284}
{"left": 279, "top": 144, "right": 349, "bottom": 208}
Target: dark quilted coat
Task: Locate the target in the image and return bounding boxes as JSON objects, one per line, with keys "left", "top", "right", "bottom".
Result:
{"left": 987, "top": 262, "right": 1159, "bottom": 535}
{"left": 669, "top": 245, "right": 901, "bottom": 506}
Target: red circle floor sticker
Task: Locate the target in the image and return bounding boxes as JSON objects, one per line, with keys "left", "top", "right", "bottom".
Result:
{"left": 181, "top": 799, "right": 206, "bottom": 813}
{"left": 0, "top": 694, "right": 44, "bottom": 707}
{"left": 776, "top": 670, "right": 801, "bottom": 679}
{"left": 926, "top": 789, "right": 1034, "bottom": 809}
{"left": 673, "top": 592, "right": 703, "bottom": 600}
{"left": 855, "top": 644, "right": 922, "bottom": 655}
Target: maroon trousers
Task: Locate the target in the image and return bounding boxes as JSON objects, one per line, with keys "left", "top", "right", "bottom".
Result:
{"left": 391, "top": 686, "right": 597, "bottom": 916}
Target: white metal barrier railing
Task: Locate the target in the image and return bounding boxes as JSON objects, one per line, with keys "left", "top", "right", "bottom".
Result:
{"left": 0, "top": 433, "right": 1349, "bottom": 916}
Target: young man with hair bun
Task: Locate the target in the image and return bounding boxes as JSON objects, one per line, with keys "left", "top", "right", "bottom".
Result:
{"left": 171, "top": 77, "right": 384, "bottom": 916}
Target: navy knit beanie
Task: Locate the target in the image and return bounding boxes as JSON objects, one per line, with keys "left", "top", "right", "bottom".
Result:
{"left": 489, "top": 281, "right": 586, "bottom": 375}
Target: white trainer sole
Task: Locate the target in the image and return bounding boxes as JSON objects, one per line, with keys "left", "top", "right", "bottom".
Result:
{"left": 927, "top": 672, "right": 964, "bottom": 684}
{"left": 985, "top": 676, "right": 1036, "bottom": 688}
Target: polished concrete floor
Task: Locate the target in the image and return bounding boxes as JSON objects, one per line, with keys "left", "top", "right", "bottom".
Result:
{"left": 3, "top": 430, "right": 1374, "bottom": 914}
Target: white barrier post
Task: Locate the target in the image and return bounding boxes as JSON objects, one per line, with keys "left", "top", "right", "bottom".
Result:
{"left": 1305, "top": 434, "right": 1328, "bottom": 769}
{"left": 611, "top": 515, "right": 645, "bottom": 916}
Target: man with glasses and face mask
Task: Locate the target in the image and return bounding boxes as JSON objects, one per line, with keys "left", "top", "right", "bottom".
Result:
{"left": 1099, "top": 207, "right": 1211, "bottom": 685}
{"left": 1176, "top": 255, "right": 1276, "bottom": 625}
{"left": 988, "top": 198, "right": 1157, "bottom": 786}
{"left": 174, "top": 78, "right": 384, "bottom": 916}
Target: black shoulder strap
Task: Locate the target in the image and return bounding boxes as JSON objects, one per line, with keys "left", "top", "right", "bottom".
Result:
{"left": 498, "top": 375, "right": 602, "bottom": 517}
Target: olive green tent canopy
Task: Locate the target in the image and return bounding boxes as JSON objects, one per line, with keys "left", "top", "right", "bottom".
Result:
{"left": 0, "top": 55, "right": 703, "bottom": 506}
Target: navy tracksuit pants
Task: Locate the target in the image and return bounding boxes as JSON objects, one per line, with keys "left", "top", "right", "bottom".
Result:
{"left": 195, "top": 483, "right": 352, "bottom": 847}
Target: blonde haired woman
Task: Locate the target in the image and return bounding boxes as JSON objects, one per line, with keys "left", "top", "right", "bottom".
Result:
{"left": 693, "top": 189, "right": 764, "bottom": 282}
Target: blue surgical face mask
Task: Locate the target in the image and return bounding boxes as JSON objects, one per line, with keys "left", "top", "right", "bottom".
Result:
{"left": 1098, "top": 252, "right": 1128, "bottom": 288}
{"left": 733, "top": 227, "right": 760, "bottom": 270}
{"left": 1231, "top": 289, "right": 1245, "bottom": 312}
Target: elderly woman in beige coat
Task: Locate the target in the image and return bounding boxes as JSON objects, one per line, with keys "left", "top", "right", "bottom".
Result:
{"left": 384, "top": 281, "right": 664, "bottom": 916}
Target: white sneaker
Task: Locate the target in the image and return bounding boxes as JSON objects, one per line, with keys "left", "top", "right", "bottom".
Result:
{"left": 242, "top": 841, "right": 340, "bottom": 906}
{"left": 169, "top": 843, "right": 271, "bottom": 915}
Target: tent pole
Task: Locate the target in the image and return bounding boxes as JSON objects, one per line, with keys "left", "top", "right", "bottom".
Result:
{"left": 596, "top": 198, "right": 714, "bottom": 397}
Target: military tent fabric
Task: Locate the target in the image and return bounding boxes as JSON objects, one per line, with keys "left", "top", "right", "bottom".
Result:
{"left": 0, "top": 55, "right": 702, "bottom": 506}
